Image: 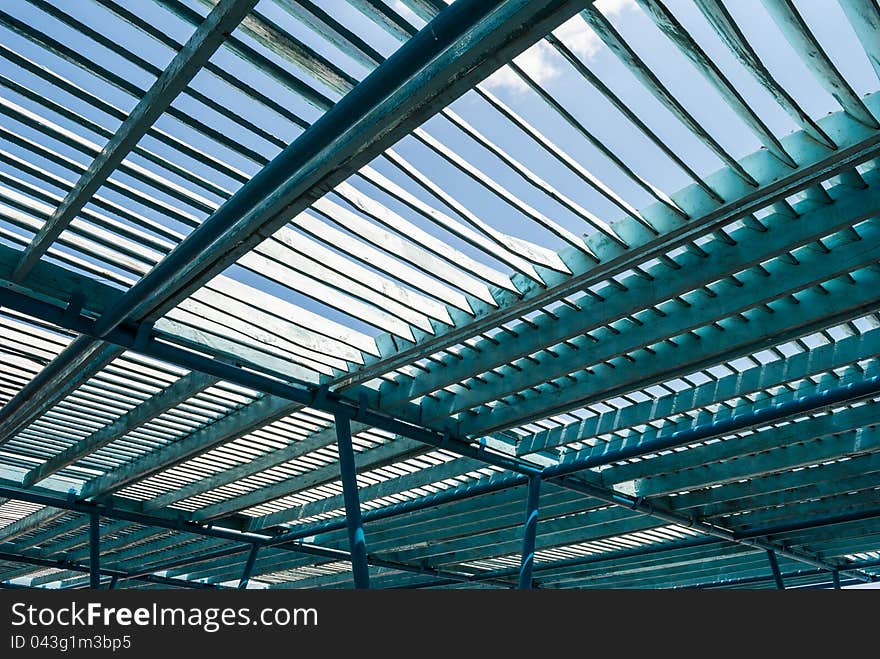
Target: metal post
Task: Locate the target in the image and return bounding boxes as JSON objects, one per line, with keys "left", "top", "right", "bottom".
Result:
{"left": 518, "top": 475, "right": 541, "bottom": 589}
{"left": 108, "top": 575, "right": 118, "bottom": 590}
{"left": 833, "top": 569, "right": 841, "bottom": 590}
{"left": 89, "top": 512, "right": 100, "bottom": 590}
{"left": 766, "top": 549, "right": 784, "bottom": 590}
{"left": 238, "top": 544, "right": 260, "bottom": 589}
{"left": 335, "top": 412, "right": 370, "bottom": 589}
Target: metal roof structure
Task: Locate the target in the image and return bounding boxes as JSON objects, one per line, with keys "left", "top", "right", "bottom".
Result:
{"left": 1, "top": 0, "right": 880, "bottom": 590}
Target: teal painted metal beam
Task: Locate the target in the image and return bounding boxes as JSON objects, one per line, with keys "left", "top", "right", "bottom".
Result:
{"left": 248, "top": 454, "right": 490, "bottom": 530}
{"left": 6, "top": 108, "right": 880, "bottom": 540}
{"left": 0, "top": 268, "right": 541, "bottom": 482}
{"left": 602, "top": 557, "right": 806, "bottom": 589}
{"left": 636, "top": 0, "right": 796, "bottom": 167}
{"left": 9, "top": 0, "right": 258, "bottom": 281}
{"left": 88, "top": 512, "right": 99, "bottom": 590}
{"left": 694, "top": 0, "right": 834, "bottom": 148}
{"left": 34, "top": 528, "right": 172, "bottom": 577}
{"left": 448, "top": 536, "right": 723, "bottom": 587}
{"left": 0, "top": 506, "right": 66, "bottom": 544}
{"left": 766, "top": 549, "right": 785, "bottom": 589}
{"left": 0, "top": 547, "right": 222, "bottom": 589}
{"left": 5, "top": 245, "right": 872, "bottom": 584}
{"left": 189, "top": 435, "right": 423, "bottom": 522}
{"left": 544, "top": 374, "right": 880, "bottom": 485}
{"left": 519, "top": 331, "right": 880, "bottom": 456}
{"left": 305, "top": 485, "right": 595, "bottom": 560}
{"left": 518, "top": 475, "right": 541, "bottom": 589}
{"left": 579, "top": 4, "right": 758, "bottom": 184}
{"left": 737, "top": 506, "right": 880, "bottom": 541}
{"left": 339, "top": 92, "right": 880, "bottom": 394}
{"left": 679, "top": 459, "right": 880, "bottom": 521}
{"left": 761, "top": 0, "right": 879, "bottom": 128}
{"left": 839, "top": 0, "right": 880, "bottom": 80}
{"left": 459, "top": 262, "right": 880, "bottom": 436}
{"left": 384, "top": 176, "right": 880, "bottom": 423}
{"left": 695, "top": 570, "right": 867, "bottom": 590}
{"left": 350, "top": 500, "right": 650, "bottom": 567}
{"left": 742, "top": 516, "right": 880, "bottom": 552}
{"left": 544, "top": 551, "right": 777, "bottom": 590}
{"left": 635, "top": 415, "right": 880, "bottom": 498}
{"left": 602, "top": 361, "right": 880, "bottom": 484}
{"left": 725, "top": 490, "right": 880, "bottom": 533}
{"left": 254, "top": 473, "right": 534, "bottom": 549}
{"left": 149, "top": 421, "right": 374, "bottom": 513}
{"left": 335, "top": 412, "right": 370, "bottom": 589}
{"left": 5, "top": 3, "right": 880, "bottom": 588}
{"left": 666, "top": 450, "right": 880, "bottom": 514}
{"left": 78, "top": 395, "right": 297, "bottom": 498}
{"left": 0, "top": 0, "right": 580, "bottom": 524}
{"left": 88, "top": 0, "right": 588, "bottom": 340}
{"left": 0, "top": 480, "right": 517, "bottom": 589}
{"left": 23, "top": 370, "right": 219, "bottom": 486}
{"left": 551, "top": 476, "right": 871, "bottom": 583}
{"left": 0, "top": 338, "right": 122, "bottom": 446}
{"left": 424, "top": 214, "right": 880, "bottom": 423}
{"left": 237, "top": 545, "right": 259, "bottom": 590}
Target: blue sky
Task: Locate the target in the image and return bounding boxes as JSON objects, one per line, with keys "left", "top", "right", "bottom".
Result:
{"left": 0, "top": 0, "right": 878, "bottom": 340}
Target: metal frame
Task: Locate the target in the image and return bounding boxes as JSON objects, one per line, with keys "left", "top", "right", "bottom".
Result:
{"left": 0, "top": 0, "right": 879, "bottom": 590}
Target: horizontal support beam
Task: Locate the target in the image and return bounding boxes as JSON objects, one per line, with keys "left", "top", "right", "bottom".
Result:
{"left": 0, "top": 267, "right": 541, "bottom": 480}
{"left": 0, "top": 547, "right": 221, "bottom": 589}
{"left": 10, "top": 0, "right": 259, "bottom": 281}
{"left": 461, "top": 263, "right": 880, "bottom": 435}
{"left": 543, "top": 372, "right": 880, "bottom": 482}
{"left": 0, "top": 480, "right": 517, "bottom": 589}
{"left": 348, "top": 92, "right": 880, "bottom": 392}
{"left": 24, "top": 370, "right": 220, "bottom": 487}
{"left": 428, "top": 210, "right": 880, "bottom": 421}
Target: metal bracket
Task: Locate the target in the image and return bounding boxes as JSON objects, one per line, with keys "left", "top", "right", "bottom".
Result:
{"left": 63, "top": 292, "right": 85, "bottom": 325}
{"left": 312, "top": 384, "right": 330, "bottom": 408}
{"left": 355, "top": 391, "right": 369, "bottom": 422}
{"left": 133, "top": 320, "right": 155, "bottom": 352}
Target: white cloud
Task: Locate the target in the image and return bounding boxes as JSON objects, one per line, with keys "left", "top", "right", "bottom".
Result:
{"left": 484, "top": 0, "right": 636, "bottom": 94}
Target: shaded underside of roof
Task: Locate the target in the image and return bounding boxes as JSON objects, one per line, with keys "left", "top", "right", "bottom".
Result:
{"left": 1, "top": 0, "right": 880, "bottom": 590}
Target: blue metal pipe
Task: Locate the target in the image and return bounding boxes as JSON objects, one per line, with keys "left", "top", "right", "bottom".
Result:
{"left": 89, "top": 512, "right": 100, "bottom": 590}
{"left": 0, "top": 483, "right": 517, "bottom": 589}
{"left": 736, "top": 506, "right": 880, "bottom": 539}
{"left": 543, "top": 373, "right": 880, "bottom": 480}
{"left": 0, "top": 549, "right": 218, "bottom": 589}
{"left": 268, "top": 472, "right": 529, "bottom": 545}
{"left": 518, "top": 475, "right": 541, "bottom": 589}
{"left": 500, "top": 536, "right": 719, "bottom": 580}
{"left": 688, "top": 569, "right": 822, "bottom": 589}
{"left": 0, "top": 285, "right": 541, "bottom": 478}
{"left": 0, "top": 482, "right": 342, "bottom": 559}
{"left": 766, "top": 549, "right": 784, "bottom": 589}
{"left": 238, "top": 544, "right": 259, "bottom": 589}
{"left": 550, "top": 475, "right": 872, "bottom": 583}
{"left": 335, "top": 412, "right": 370, "bottom": 589}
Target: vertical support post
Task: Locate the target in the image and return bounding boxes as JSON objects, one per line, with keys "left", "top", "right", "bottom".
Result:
{"left": 832, "top": 569, "right": 841, "bottom": 590}
{"left": 238, "top": 544, "right": 260, "bottom": 589}
{"left": 518, "top": 475, "right": 541, "bottom": 590}
{"left": 334, "top": 412, "right": 370, "bottom": 589}
{"left": 766, "top": 549, "right": 784, "bottom": 590}
{"left": 89, "top": 512, "right": 100, "bottom": 590}
{"left": 108, "top": 575, "right": 119, "bottom": 590}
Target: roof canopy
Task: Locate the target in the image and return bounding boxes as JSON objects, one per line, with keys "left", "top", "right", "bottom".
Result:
{"left": 1, "top": 0, "right": 879, "bottom": 589}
